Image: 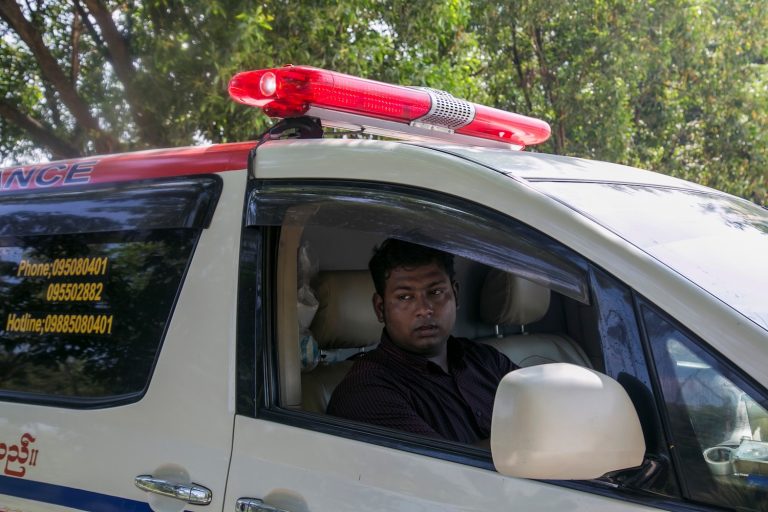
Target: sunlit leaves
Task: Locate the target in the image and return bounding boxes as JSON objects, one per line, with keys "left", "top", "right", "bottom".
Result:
{"left": 1, "top": 0, "right": 766, "bottom": 203}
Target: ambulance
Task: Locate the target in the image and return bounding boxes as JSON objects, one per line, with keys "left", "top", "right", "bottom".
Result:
{"left": 1, "top": 65, "right": 766, "bottom": 512}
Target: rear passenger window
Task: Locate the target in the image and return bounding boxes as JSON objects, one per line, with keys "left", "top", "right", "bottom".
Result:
{"left": 0, "top": 176, "right": 221, "bottom": 406}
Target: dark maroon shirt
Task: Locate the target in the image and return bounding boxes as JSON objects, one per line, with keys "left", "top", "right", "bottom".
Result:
{"left": 327, "top": 332, "right": 517, "bottom": 444}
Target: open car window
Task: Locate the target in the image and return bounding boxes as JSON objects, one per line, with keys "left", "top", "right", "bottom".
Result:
{"left": 247, "top": 181, "right": 604, "bottom": 423}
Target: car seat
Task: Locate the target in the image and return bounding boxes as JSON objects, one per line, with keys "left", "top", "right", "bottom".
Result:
{"left": 476, "top": 268, "right": 591, "bottom": 368}
{"left": 301, "top": 270, "right": 381, "bottom": 413}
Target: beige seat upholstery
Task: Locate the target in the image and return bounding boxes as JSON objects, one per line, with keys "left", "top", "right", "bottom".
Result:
{"left": 301, "top": 270, "right": 381, "bottom": 413}
{"left": 477, "top": 268, "right": 591, "bottom": 368}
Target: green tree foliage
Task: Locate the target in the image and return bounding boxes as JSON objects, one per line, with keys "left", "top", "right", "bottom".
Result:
{"left": 1, "top": 0, "right": 766, "bottom": 204}
{"left": 471, "top": 0, "right": 767, "bottom": 204}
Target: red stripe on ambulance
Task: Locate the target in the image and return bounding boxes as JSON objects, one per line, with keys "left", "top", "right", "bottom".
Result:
{"left": 0, "top": 142, "right": 254, "bottom": 192}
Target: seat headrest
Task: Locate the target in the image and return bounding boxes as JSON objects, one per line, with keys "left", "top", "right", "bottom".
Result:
{"left": 309, "top": 270, "right": 381, "bottom": 349}
{"left": 480, "top": 268, "right": 551, "bottom": 326}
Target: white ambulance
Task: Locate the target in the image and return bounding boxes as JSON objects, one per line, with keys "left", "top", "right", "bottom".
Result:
{"left": 0, "top": 65, "right": 766, "bottom": 512}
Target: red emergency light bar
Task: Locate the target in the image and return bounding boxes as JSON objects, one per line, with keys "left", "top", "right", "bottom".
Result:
{"left": 228, "top": 65, "right": 550, "bottom": 149}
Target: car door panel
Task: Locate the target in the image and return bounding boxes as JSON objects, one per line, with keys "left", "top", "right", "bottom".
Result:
{"left": 224, "top": 416, "right": 657, "bottom": 512}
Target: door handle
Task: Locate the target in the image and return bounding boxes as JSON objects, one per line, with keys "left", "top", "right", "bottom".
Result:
{"left": 236, "top": 498, "right": 288, "bottom": 512}
{"left": 134, "top": 474, "right": 212, "bottom": 505}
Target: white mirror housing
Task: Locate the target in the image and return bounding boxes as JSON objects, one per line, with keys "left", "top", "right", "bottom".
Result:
{"left": 491, "top": 363, "right": 645, "bottom": 480}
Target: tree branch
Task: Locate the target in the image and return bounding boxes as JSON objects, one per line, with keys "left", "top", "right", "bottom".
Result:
{"left": 0, "top": 1, "right": 117, "bottom": 154}
{"left": 81, "top": 0, "right": 133, "bottom": 79}
{"left": 73, "top": 0, "right": 106, "bottom": 50}
{"left": 81, "top": 0, "right": 165, "bottom": 146}
{"left": 0, "top": 98, "right": 80, "bottom": 159}
{"left": 71, "top": 4, "right": 82, "bottom": 82}
{"left": 511, "top": 26, "right": 533, "bottom": 113}
{"left": 531, "top": 26, "right": 564, "bottom": 154}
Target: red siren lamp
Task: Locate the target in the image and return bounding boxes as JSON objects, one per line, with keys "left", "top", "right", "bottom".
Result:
{"left": 228, "top": 65, "right": 550, "bottom": 149}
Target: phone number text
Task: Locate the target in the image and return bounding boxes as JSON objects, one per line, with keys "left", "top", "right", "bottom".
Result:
{"left": 16, "top": 256, "right": 109, "bottom": 279}
{"left": 46, "top": 282, "right": 104, "bottom": 302}
{"left": 6, "top": 313, "right": 114, "bottom": 335}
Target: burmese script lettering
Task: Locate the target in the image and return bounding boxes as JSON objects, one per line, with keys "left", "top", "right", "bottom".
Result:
{"left": 0, "top": 433, "right": 39, "bottom": 478}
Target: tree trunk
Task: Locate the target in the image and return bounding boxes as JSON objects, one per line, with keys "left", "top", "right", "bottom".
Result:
{"left": 0, "top": 1, "right": 117, "bottom": 154}
{"left": 510, "top": 26, "right": 533, "bottom": 113}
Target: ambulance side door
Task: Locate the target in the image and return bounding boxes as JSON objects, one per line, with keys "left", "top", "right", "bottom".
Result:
{"left": 224, "top": 172, "right": 656, "bottom": 512}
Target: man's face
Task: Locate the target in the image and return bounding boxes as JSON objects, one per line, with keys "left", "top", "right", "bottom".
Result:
{"left": 373, "top": 261, "right": 458, "bottom": 357}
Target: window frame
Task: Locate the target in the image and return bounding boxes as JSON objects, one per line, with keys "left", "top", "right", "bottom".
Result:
{"left": 0, "top": 175, "right": 222, "bottom": 236}
{"left": 589, "top": 267, "right": 683, "bottom": 500}
{"left": 246, "top": 179, "right": 591, "bottom": 304}
{"left": 243, "top": 178, "right": 592, "bottom": 466}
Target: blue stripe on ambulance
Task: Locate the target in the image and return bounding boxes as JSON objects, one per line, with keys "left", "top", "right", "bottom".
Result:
{"left": 0, "top": 474, "right": 170, "bottom": 511}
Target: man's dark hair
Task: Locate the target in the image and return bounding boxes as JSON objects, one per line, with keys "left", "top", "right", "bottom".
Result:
{"left": 369, "top": 239, "right": 455, "bottom": 295}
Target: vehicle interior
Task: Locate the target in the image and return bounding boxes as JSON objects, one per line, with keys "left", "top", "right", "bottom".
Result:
{"left": 274, "top": 223, "right": 605, "bottom": 417}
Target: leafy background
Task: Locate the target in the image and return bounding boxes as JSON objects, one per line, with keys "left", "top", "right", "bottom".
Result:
{"left": 1, "top": 0, "right": 766, "bottom": 204}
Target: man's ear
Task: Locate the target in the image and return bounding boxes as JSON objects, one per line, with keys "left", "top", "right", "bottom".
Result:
{"left": 452, "top": 281, "right": 460, "bottom": 309}
{"left": 373, "top": 293, "right": 385, "bottom": 323}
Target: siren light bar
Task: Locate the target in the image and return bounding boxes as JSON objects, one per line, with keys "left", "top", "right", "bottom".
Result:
{"left": 228, "top": 65, "right": 550, "bottom": 149}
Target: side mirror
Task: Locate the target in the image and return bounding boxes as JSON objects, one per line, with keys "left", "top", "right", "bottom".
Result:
{"left": 491, "top": 363, "right": 645, "bottom": 480}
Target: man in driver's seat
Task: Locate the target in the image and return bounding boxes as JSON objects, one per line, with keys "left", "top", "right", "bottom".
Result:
{"left": 327, "top": 239, "right": 517, "bottom": 444}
